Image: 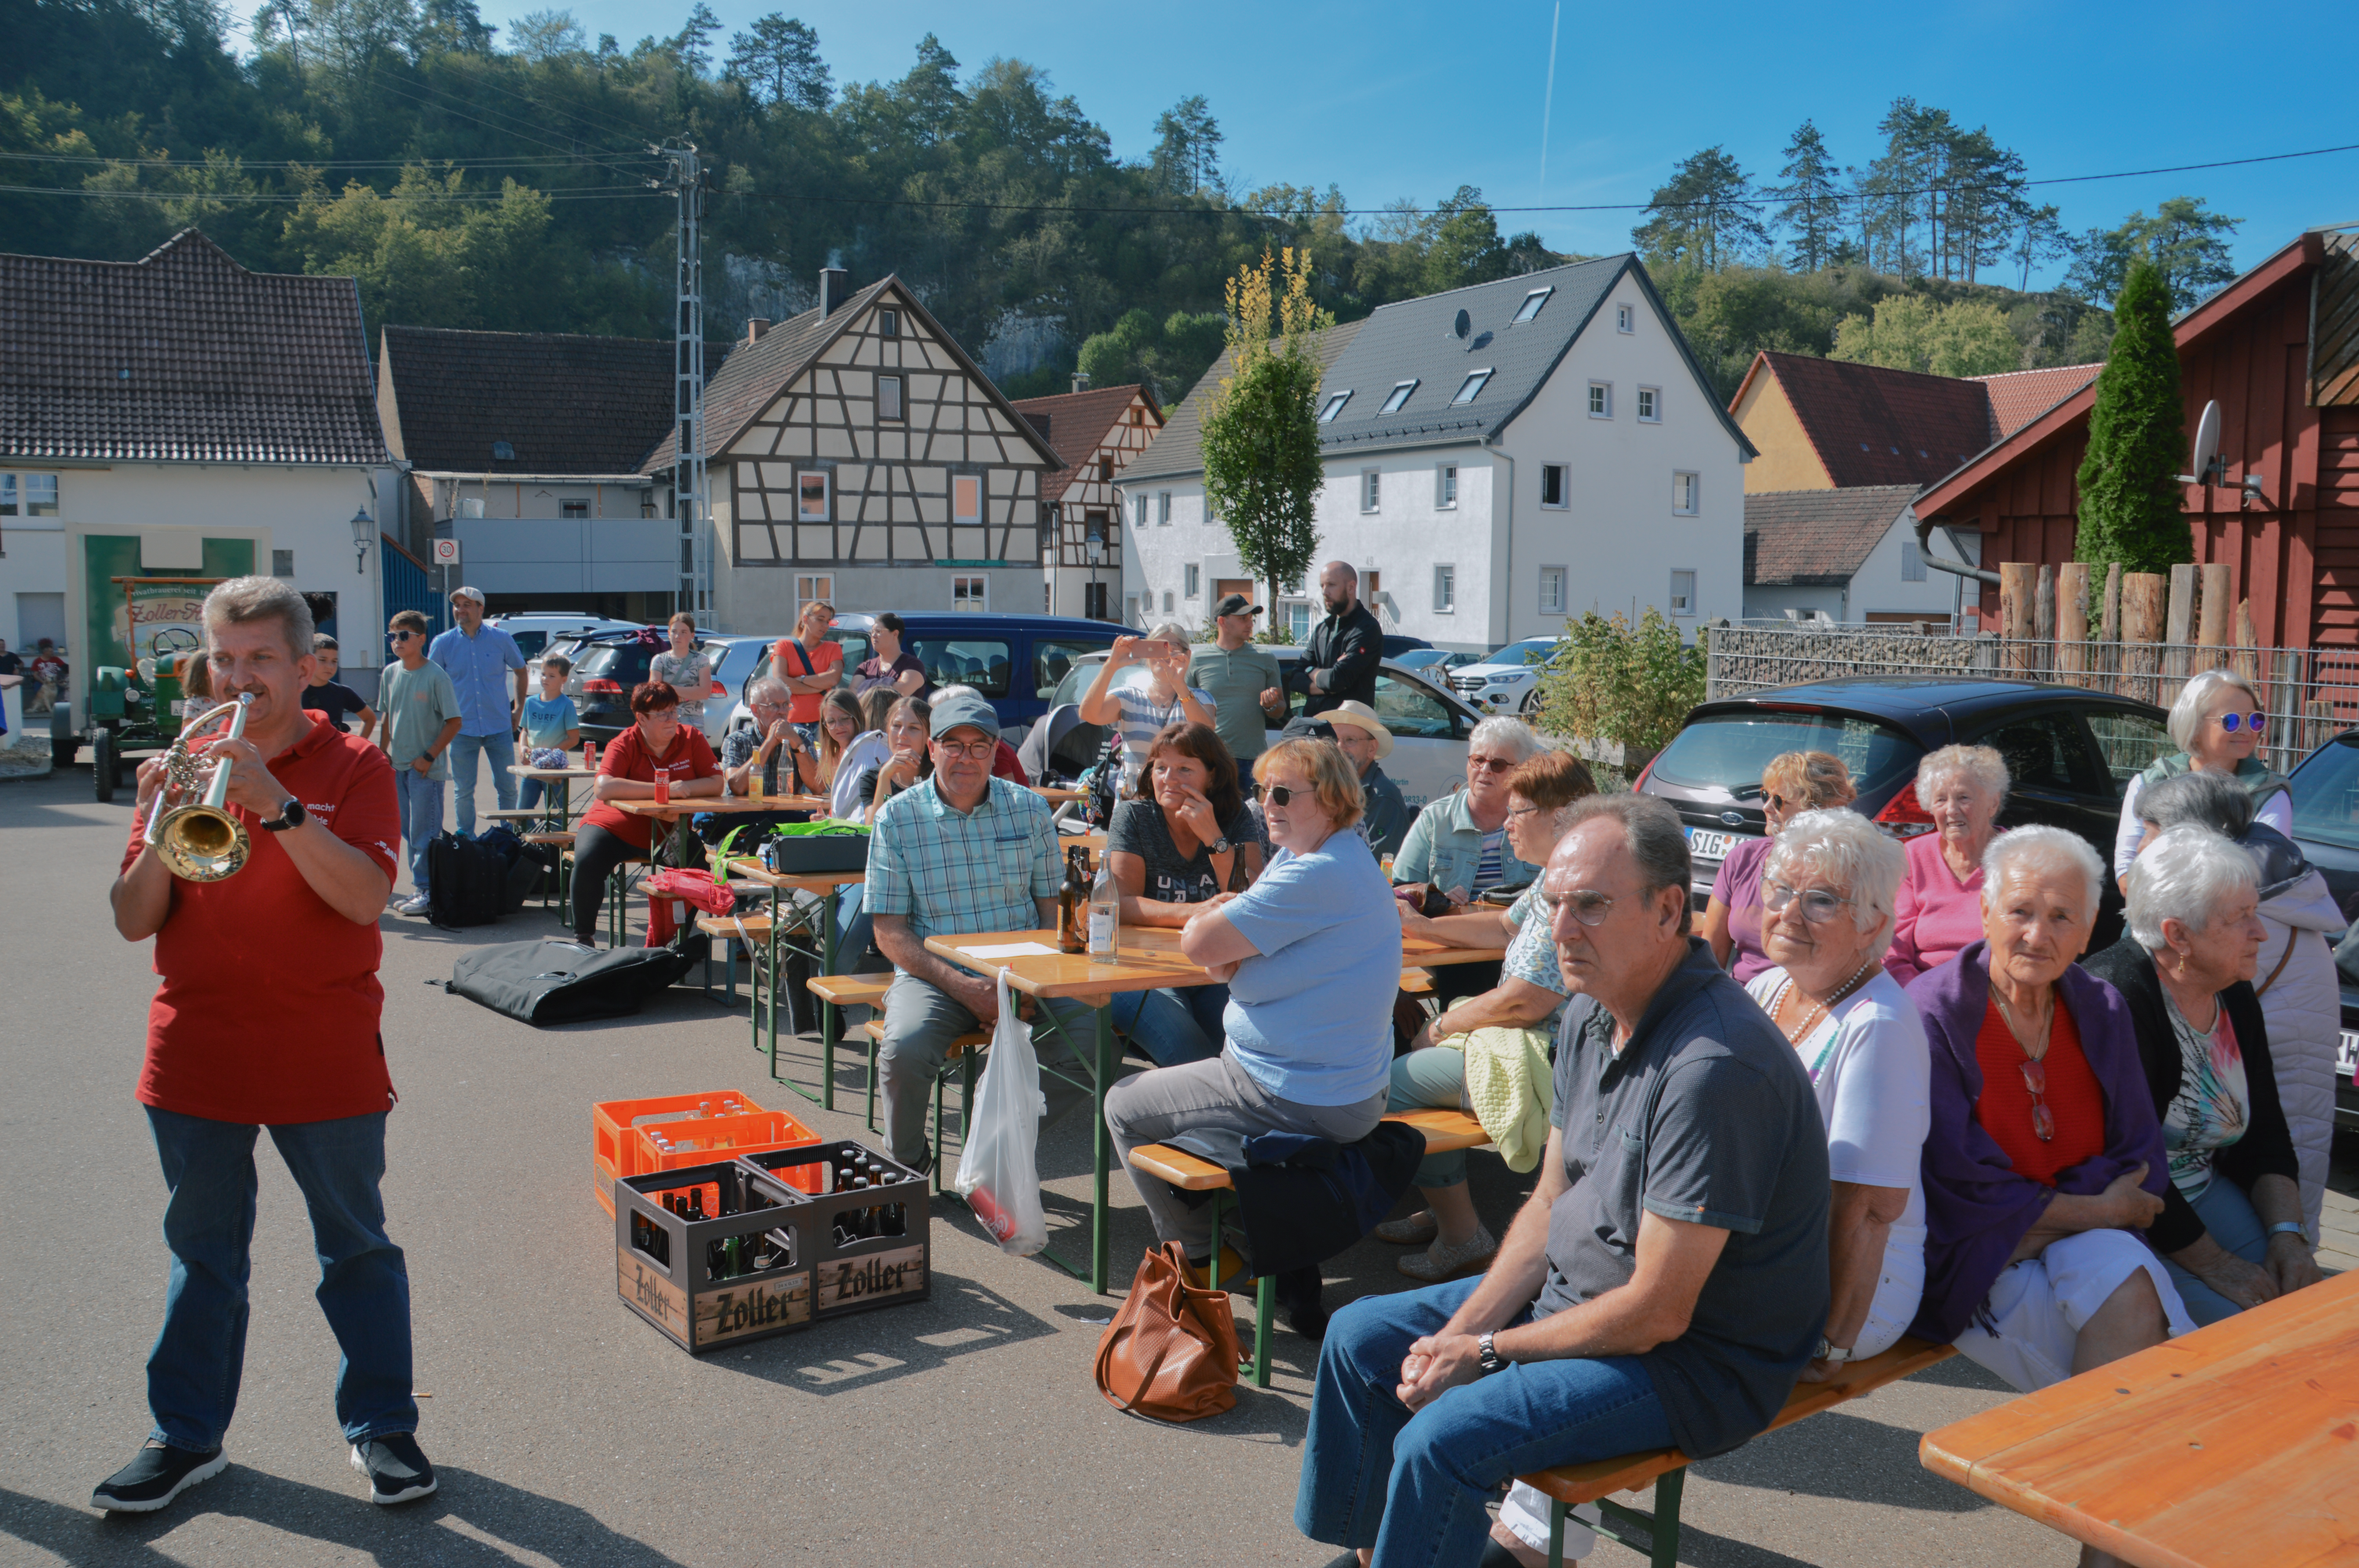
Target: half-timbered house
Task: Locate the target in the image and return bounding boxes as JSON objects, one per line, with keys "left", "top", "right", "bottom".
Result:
{"left": 641, "top": 270, "right": 1065, "bottom": 630}
{"left": 1008, "top": 379, "right": 1164, "bottom": 620}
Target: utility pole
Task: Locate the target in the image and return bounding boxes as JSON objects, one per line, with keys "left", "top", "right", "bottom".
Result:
{"left": 652, "top": 142, "right": 711, "bottom": 624}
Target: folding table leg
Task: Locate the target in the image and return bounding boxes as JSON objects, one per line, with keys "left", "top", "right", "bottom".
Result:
{"left": 1092, "top": 1004, "right": 1114, "bottom": 1294}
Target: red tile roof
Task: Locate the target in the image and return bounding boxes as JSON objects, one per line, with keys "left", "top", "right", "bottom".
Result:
{"left": 380, "top": 325, "right": 674, "bottom": 474}
{"left": 1742, "top": 351, "right": 1997, "bottom": 488}
{"left": 1971, "top": 363, "right": 2102, "bottom": 437}
{"left": 1744, "top": 485, "right": 1918, "bottom": 586}
{"left": 1005, "top": 383, "right": 1160, "bottom": 503}
{"left": 2, "top": 230, "right": 387, "bottom": 465}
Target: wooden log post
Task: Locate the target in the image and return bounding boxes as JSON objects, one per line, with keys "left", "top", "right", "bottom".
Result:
{"left": 2034, "top": 566, "right": 2056, "bottom": 676}
{"left": 2164, "top": 563, "right": 2197, "bottom": 705}
{"left": 2124, "top": 572, "right": 2168, "bottom": 706}
{"left": 2000, "top": 563, "right": 2038, "bottom": 673}
{"left": 2057, "top": 563, "right": 2090, "bottom": 687}
{"left": 2101, "top": 562, "right": 2123, "bottom": 642}
{"left": 2196, "top": 563, "right": 2233, "bottom": 673}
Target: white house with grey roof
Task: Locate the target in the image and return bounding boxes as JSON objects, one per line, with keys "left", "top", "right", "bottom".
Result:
{"left": 1118, "top": 254, "right": 1753, "bottom": 648}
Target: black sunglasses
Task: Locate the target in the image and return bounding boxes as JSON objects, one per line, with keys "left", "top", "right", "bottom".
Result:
{"left": 1263, "top": 784, "right": 1301, "bottom": 806}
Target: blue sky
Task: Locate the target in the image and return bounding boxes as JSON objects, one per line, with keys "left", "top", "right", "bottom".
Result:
{"left": 481, "top": 0, "right": 2358, "bottom": 289}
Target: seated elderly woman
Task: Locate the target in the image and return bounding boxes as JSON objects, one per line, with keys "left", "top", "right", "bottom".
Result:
{"left": 1376, "top": 750, "right": 1596, "bottom": 1282}
{"left": 1886, "top": 744, "right": 2011, "bottom": 985}
{"left": 1103, "top": 720, "right": 1265, "bottom": 1067}
{"left": 1702, "top": 750, "right": 1856, "bottom": 983}
{"left": 2114, "top": 668, "right": 2292, "bottom": 890}
{"left": 2083, "top": 825, "right": 2324, "bottom": 1325}
{"left": 1103, "top": 738, "right": 1401, "bottom": 1285}
{"left": 1904, "top": 826, "right": 2195, "bottom": 1412}
{"left": 2129, "top": 769, "right": 2343, "bottom": 1237}
{"left": 1744, "top": 809, "right": 1929, "bottom": 1377}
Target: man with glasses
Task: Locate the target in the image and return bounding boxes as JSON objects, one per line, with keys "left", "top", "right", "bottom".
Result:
{"left": 865, "top": 688, "right": 1098, "bottom": 1173}
{"left": 1392, "top": 716, "right": 1546, "bottom": 1004}
{"left": 379, "top": 612, "right": 461, "bottom": 916}
{"left": 426, "top": 586, "right": 526, "bottom": 835}
{"left": 1294, "top": 795, "right": 1831, "bottom": 1568}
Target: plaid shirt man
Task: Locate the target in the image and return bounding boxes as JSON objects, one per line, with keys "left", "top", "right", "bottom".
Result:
{"left": 866, "top": 775, "right": 1061, "bottom": 946}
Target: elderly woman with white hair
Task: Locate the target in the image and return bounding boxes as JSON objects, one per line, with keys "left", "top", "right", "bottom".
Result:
{"left": 2084, "top": 826, "right": 2324, "bottom": 1325}
{"left": 1743, "top": 809, "right": 1931, "bottom": 1381}
{"left": 1391, "top": 715, "right": 1548, "bottom": 1007}
{"left": 1885, "top": 744, "right": 2009, "bottom": 985}
{"left": 2131, "top": 769, "right": 2342, "bottom": 1237}
{"left": 1905, "top": 827, "right": 2194, "bottom": 1430}
{"left": 2114, "top": 669, "right": 2292, "bottom": 889}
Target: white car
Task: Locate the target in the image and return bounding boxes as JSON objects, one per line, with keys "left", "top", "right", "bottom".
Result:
{"left": 1447, "top": 637, "right": 1561, "bottom": 716}
{"left": 697, "top": 635, "right": 791, "bottom": 749}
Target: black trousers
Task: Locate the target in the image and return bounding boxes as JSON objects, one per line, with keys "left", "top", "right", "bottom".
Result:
{"left": 569, "top": 824, "right": 644, "bottom": 941}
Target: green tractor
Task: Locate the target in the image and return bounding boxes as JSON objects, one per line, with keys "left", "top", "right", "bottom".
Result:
{"left": 89, "top": 622, "right": 205, "bottom": 804}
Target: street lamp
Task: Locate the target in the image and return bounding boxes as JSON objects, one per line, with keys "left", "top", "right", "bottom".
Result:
{"left": 348, "top": 507, "right": 374, "bottom": 575}
{"left": 1085, "top": 522, "right": 1105, "bottom": 621}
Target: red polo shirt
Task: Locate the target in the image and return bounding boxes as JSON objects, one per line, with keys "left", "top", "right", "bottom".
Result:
{"left": 122, "top": 713, "right": 402, "bottom": 1125}
{"left": 580, "top": 724, "right": 718, "bottom": 850}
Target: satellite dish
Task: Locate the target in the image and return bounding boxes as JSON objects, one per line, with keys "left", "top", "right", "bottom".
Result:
{"left": 1452, "top": 309, "right": 1470, "bottom": 340}
{"left": 2188, "top": 401, "right": 2221, "bottom": 484}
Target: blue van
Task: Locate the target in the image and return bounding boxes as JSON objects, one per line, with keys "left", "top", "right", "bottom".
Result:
{"left": 735, "top": 611, "right": 1133, "bottom": 739}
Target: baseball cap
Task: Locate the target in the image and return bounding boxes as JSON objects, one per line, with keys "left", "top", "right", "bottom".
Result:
{"left": 1212, "top": 593, "right": 1261, "bottom": 619}
{"left": 449, "top": 585, "right": 486, "bottom": 605}
{"left": 1323, "top": 699, "right": 1395, "bottom": 760}
{"left": 929, "top": 688, "right": 1000, "bottom": 742}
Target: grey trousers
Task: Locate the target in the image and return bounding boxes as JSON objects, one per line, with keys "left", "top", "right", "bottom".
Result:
{"left": 877, "top": 973, "right": 1097, "bottom": 1169}
{"left": 1104, "top": 1051, "right": 1387, "bottom": 1255}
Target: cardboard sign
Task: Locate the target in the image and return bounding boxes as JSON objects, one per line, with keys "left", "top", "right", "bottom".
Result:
{"left": 819, "top": 1244, "right": 926, "bottom": 1311}
{"left": 693, "top": 1272, "right": 812, "bottom": 1347}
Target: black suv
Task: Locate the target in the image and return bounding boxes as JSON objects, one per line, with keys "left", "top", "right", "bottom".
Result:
{"left": 1639, "top": 677, "right": 2174, "bottom": 943}
{"left": 563, "top": 630, "right": 731, "bottom": 745}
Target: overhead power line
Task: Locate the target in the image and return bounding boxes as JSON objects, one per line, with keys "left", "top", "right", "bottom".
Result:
{"left": 0, "top": 183, "right": 653, "bottom": 203}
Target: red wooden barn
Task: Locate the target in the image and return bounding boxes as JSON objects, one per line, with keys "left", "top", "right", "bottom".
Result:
{"left": 1914, "top": 225, "right": 2359, "bottom": 649}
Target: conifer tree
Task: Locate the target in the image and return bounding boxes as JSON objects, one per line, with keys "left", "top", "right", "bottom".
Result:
{"left": 2074, "top": 260, "right": 2190, "bottom": 578}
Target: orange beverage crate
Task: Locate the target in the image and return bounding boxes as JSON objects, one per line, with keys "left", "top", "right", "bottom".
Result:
{"left": 591, "top": 1091, "right": 772, "bottom": 1216}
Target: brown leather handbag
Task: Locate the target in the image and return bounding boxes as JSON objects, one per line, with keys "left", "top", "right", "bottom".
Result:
{"left": 1093, "top": 1242, "right": 1243, "bottom": 1421}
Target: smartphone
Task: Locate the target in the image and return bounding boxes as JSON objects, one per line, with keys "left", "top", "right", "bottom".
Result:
{"left": 1131, "top": 639, "right": 1180, "bottom": 661}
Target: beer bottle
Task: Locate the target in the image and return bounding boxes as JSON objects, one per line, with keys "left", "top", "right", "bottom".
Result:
{"left": 1057, "top": 848, "right": 1087, "bottom": 953}
{"left": 762, "top": 746, "right": 781, "bottom": 799}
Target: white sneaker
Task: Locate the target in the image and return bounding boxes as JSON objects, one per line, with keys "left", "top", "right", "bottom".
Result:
{"left": 397, "top": 895, "right": 432, "bottom": 916}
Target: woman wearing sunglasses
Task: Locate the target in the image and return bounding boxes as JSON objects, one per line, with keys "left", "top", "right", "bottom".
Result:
{"left": 1743, "top": 809, "right": 1927, "bottom": 1381}
{"left": 1906, "top": 826, "right": 2194, "bottom": 1406}
{"left": 1700, "top": 750, "right": 1856, "bottom": 983}
{"left": 2112, "top": 669, "right": 2292, "bottom": 893}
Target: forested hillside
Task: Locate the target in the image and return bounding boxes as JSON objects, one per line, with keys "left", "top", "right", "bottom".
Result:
{"left": 3, "top": 0, "right": 2242, "bottom": 401}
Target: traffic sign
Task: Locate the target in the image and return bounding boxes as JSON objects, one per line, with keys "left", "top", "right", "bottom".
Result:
{"left": 431, "top": 539, "right": 461, "bottom": 566}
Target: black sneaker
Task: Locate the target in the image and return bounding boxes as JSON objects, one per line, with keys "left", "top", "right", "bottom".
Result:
{"left": 350, "top": 1432, "right": 437, "bottom": 1505}
{"left": 92, "top": 1439, "right": 228, "bottom": 1513}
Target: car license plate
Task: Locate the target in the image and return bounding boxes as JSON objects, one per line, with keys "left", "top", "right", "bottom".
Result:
{"left": 1687, "top": 828, "right": 1736, "bottom": 862}
{"left": 2339, "top": 1030, "right": 2359, "bottom": 1080}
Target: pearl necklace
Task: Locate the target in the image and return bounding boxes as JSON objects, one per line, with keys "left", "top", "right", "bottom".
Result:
{"left": 1776, "top": 956, "right": 1877, "bottom": 1046}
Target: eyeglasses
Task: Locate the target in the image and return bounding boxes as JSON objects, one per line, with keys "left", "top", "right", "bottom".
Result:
{"left": 932, "top": 738, "right": 996, "bottom": 760}
{"left": 1550, "top": 889, "right": 1616, "bottom": 927}
{"left": 1469, "top": 755, "right": 1517, "bottom": 773}
{"left": 1763, "top": 880, "right": 1852, "bottom": 924}
{"left": 2219, "top": 711, "right": 2266, "bottom": 734}
{"left": 2019, "top": 1057, "right": 2055, "bottom": 1142}
{"left": 1764, "top": 793, "right": 1794, "bottom": 812}
{"left": 1506, "top": 803, "right": 1541, "bottom": 818}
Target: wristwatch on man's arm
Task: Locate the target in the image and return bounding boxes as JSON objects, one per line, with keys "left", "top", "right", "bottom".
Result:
{"left": 259, "top": 797, "right": 307, "bottom": 833}
{"left": 1813, "top": 1337, "right": 1853, "bottom": 1364}
{"left": 1477, "top": 1332, "right": 1506, "bottom": 1376}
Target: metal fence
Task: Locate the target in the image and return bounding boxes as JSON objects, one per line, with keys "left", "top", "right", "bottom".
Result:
{"left": 1705, "top": 622, "right": 2359, "bottom": 775}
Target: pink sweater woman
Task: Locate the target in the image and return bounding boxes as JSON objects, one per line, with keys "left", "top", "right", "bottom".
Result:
{"left": 1885, "top": 744, "right": 2009, "bottom": 985}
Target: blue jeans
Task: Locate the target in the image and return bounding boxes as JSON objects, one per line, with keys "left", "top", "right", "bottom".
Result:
{"left": 518, "top": 775, "right": 545, "bottom": 811}
{"left": 1296, "top": 1276, "right": 1672, "bottom": 1566}
{"left": 445, "top": 729, "right": 517, "bottom": 834}
{"left": 2162, "top": 1177, "right": 2271, "bottom": 1326}
{"left": 144, "top": 1106, "right": 416, "bottom": 1451}
{"left": 392, "top": 767, "right": 443, "bottom": 897}
{"left": 1388, "top": 1047, "right": 1472, "bottom": 1189}
{"left": 1108, "top": 984, "right": 1229, "bottom": 1067}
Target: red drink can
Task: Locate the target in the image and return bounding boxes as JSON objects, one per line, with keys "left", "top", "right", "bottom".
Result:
{"left": 653, "top": 771, "right": 671, "bottom": 805}
{"left": 965, "top": 1184, "right": 1016, "bottom": 1242}
{"left": 584, "top": 740, "right": 598, "bottom": 770}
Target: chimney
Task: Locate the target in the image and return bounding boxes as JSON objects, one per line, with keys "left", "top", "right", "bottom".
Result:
{"left": 818, "top": 267, "right": 849, "bottom": 317}
{"left": 1071, "top": 370, "right": 1090, "bottom": 395}
{"left": 745, "top": 318, "right": 770, "bottom": 343}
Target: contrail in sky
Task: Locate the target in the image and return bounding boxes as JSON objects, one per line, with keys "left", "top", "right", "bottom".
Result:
{"left": 1539, "top": 1, "right": 1561, "bottom": 191}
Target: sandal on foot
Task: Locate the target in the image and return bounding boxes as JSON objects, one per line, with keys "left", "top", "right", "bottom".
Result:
{"left": 1398, "top": 1225, "right": 1497, "bottom": 1282}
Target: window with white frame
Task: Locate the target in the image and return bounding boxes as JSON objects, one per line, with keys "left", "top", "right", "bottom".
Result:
{"left": 1287, "top": 601, "right": 1312, "bottom": 641}
{"left": 1161, "top": 591, "right": 1174, "bottom": 612}
{"left": 1902, "top": 542, "right": 1927, "bottom": 582}
{"left": 1360, "top": 469, "right": 1381, "bottom": 512}
{"left": 1637, "top": 387, "right": 1659, "bottom": 423}
{"left": 1669, "top": 570, "right": 1696, "bottom": 617}
{"left": 878, "top": 375, "right": 904, "bottom": 421}
{"left": 1318, "top": 390, "right": 1352, "bottom": 423}
{"left": 797, "top": 469, "right": 831, "bottom": 521}
{"left": 562, "top": 499, "right": 590, "bottom": 518}
{"left": 0, "top": 473, "right": 59, "bottom": 516}
{"left": 952, "top": 575, "right": 988, "bottom": 610}
{"left": 1184, "top": 564, "right": 1200, "bottom": 597}
{"left": 1616, "top": 303, "right": 1634, "bottom": 332}
{"left": 878, "top": 307, "right": 900, "bottom": 338}
{"left": 1381, "top": 379, "right": 1419, "bottom": 412}
{"left": 1514, "top": 287, "right": 1554, "bottom": 323}
{"left": 1157, "top": 492, "right": 1172, "bottom": 525}
{"left": 1539, "top": 463, "right": 1568, "bottom": 509}
{"left": 1588, "top": 382, "right": 1612, "bottom": 418}
{"left": 1539, "top": 566, "right": 1567, "bottom": 616}
{"left": 1673, "top": 472, "right": 1699, "bottom": 515}
{"left": 795, "top": 575, "right": 834, "bottom": 619}
{"left": 1433, "top": 564, "right": 1456, "bottom": 613}
{"left": 1435, "top": 463, "right": 1457, "bottom": 510}
{"left": 1452, "top": 369, "right": 1492, "bottom": 405}
{"left": 952, "top": 474, "right": 982, "bottom": 524}
{"left": 1134, "top": 494, "right": 1149, "bottom": 528}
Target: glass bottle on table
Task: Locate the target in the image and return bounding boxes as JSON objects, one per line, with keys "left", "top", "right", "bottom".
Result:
{"left": 1088, "top": 848, "right": 1119, "bottom": 965}
{"left": 1057, "top": 848, "right": 1087, "bottom": 954}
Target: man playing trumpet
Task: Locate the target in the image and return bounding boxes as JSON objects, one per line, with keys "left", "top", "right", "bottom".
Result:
{"left": 99, "top": 577, "right": 433, "bottom": 1514}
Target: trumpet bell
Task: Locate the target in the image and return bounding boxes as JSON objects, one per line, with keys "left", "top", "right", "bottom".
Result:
{"left": 155, "top": 803, "right": 251, "bottom": 882}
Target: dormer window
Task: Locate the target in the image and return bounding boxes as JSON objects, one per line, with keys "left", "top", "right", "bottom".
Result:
{"left": 1451, "top": 369, "right": 1492, "bottom": 405}
{"left": 491, "top": 441, "right": 515, "bottom": 461}
{"left": 1513, "top": 287, "right": 1554, "bottom": 323}
{"left": 1318, "top": 390, "right": 1353, "bottom": 423}
{"left": 1381, "top": 380, "right": 1419, "bottom": 413}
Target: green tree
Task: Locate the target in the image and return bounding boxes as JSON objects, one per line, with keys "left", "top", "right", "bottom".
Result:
{"left": 507, "top": 8, "right": 583, "bottom": 61}
{"left": 1631, "top": 147, "right": 1765, "bottom": 272}
{"left": 671, "top": 2, "right": 721, "bottom": 73}
{"left": 2067, "top": 196, "right": 2241, "bottom": 312}
{"left": 1830, "top": 295, "right": 2019, "bottom": 376}
{"left": 725, "top": 14, "right": 829, "bottom": 110}
{"left": 1149, "top": 95, "right": 1221, "bottom": 196}
{"left": 1200, "top": 249, "right": 1331, "bottom": 613}
{"left": 1424, "top": 187, "right": 1507, "bottom": 292}
{"left": 1532, "top": 608, "right": 1706, "bottom": 768}
{"left": 1772, "top": 119, "right": 1841, "bottom": 272}
{"left": 2074, "top": 260, "right": 2190, "bottom": 579}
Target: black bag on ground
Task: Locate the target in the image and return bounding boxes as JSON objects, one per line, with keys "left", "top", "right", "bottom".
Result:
{"left": 426, "top": 831, "right": 508, "bottom": 927}
{"left": 474, "top": 824, "right": 554, "bottom": 913}
{"left": 445, "top": 938, "right": 697, "bottom": 1025}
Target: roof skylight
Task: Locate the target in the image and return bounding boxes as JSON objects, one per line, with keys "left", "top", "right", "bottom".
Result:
{"left": 1381, "top": 379, "right": 1419, "bottom": 413}
{"left": 1451, "top": 370, "right": 1493, "bottom": 405}
{"left": 1513, "top": 288, "right": 1554, "bottom": 323}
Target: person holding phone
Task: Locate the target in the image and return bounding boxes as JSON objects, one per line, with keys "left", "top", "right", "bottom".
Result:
{"left": 1078, "top": 621, "right": 1216, "bottom": 793}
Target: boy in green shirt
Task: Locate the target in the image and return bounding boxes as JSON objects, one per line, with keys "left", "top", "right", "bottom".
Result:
{"left": 380, "top": 611, "right": 462, "bottom": 915}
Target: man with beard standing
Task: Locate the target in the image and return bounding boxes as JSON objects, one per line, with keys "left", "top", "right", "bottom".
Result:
{"left": 99, "top": 576, "right": 431, "bottom": 1515}
{"left": 1303, "top": 561, "right": 1383, "bottom": 718}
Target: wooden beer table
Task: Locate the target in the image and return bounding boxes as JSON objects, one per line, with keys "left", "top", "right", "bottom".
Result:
{"left": 722, "top": 855, "right": 867, "bottom": 1108}
{"left": 1030, "top": 785, "right": 1088, "bottom": 806}
{"left": 504, "top": 761, "right": 595, "bottom": 827}
{"left": 1920, "top": 1266, "right": 2359, "bottom": 1566}
{"left": 613, "top": 792, "right": 805, "bottom": 865}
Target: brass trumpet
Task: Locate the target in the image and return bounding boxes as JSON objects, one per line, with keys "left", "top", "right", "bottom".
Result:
{"left": 143, "top": 694, "right": 254, "bottom": 881}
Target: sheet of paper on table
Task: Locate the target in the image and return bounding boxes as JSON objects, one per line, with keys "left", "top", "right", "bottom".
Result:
{"left": 955, "top": 942, "right": 1063, "bottom": 959}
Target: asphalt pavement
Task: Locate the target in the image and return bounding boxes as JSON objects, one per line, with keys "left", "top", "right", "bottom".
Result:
{"left": 1, "top": 764, "right": 2117, "bottom": 1566}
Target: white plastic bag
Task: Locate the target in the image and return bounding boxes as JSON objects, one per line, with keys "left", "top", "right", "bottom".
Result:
{"left": 953, "top": 967, "right": 1049, "bottom": 1255}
